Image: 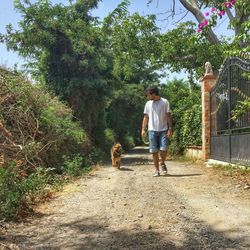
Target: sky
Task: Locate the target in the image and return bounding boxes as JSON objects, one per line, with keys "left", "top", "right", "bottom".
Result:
{"left": 0, "top": 0, "right": 233, "bottom": 80}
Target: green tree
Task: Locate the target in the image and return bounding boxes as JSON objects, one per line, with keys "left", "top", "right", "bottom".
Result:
{"left": 1, "top": 0, "right": 111, "bottom": 142}
{"left": 149, "top": 0, "right": 249, "bottom": 52}
{"left": 103, "top": 1, "right": 163, "bottom": 83}
{"left": 106, "top": 84, "right": 146, "bottom": 149}
{"left": 159, "top": 21, "right": 224, "bottom": 85}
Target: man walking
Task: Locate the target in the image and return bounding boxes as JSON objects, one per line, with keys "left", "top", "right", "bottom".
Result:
{"left": 141, "top": 86, "right": 173, "bottom": 176}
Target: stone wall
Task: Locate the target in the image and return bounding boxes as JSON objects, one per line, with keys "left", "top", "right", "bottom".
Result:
{"left": 185, "top": 146, "right": 203, "bottom": 160}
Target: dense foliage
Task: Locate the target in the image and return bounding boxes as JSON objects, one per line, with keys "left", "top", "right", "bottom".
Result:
{"left": 0, "top": 68, "right": 92, "bottom": 219}
{"left": 1, "top": 0, "right": 161, "bottom": 151}
{"left": 159, "top": 21, "right": 224, "bottom": 83}
{"left": 1, "top": 0, "right": 111, "bottom": 143}
{"left": 161, "top": 79, "right": 202, "bottom": 155}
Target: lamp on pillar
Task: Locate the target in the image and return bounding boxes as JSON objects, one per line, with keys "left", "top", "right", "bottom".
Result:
{"left": 201, "top": 62, "right": 217, "bottom": 160}
{"left": 205, "top": 62, "right": 213, "bottom": 75}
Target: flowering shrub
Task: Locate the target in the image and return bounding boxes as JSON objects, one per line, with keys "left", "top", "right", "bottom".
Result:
{"left": 197, "top": 0, "right": 236, "bottom": 33}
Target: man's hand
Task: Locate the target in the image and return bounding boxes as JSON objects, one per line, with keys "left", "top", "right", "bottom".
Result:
{"left": 167, "top": 128, "right": 173, "bottom": 138}
{"left": 141, "top": 129, "right": 146, "bottom": 138}
{"left": 141, "top": 115, "right": 148, "bottom": 138}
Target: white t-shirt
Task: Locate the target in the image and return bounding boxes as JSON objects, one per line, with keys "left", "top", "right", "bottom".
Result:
{"left": 144, "top": 97, "right": 170, "bottom": 131}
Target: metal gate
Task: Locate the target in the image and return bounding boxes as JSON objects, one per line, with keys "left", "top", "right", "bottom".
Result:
{"left": 210, "top": 56, "right": 250, "bottom": 166}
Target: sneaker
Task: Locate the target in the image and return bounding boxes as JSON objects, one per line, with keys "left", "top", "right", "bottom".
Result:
{"left": 153, "top": 171, "right": 160, "bottom": 177}
{"left": 161, "top": 163, "right": 168, "bottom": 175}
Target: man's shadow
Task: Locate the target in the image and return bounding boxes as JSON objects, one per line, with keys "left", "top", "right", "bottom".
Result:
{"left": 119, "top": 167, "right": 134, "bottom": 171}
{"left": 161, "top": 173, "right": 202, "bottom": 177}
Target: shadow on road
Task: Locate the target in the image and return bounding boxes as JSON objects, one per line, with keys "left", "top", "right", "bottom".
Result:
{"left": 119, "top": 167, "right": 134, "bottom": 171}
{"left": 162, "top": 173, "right": 202, "bottom": 177}
{"left": 2, "top": 215, "right": 246, "bottom": 249}
{"left": 124, "top": 146, "right": 149, "bottom": 155}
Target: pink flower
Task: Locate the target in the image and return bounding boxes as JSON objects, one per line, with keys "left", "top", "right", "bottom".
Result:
{"left": 203, "top": 19, "right": 209, "bottom": 26}
{"left": 211, "top": 7, "right": 216, "bottom": 13}
{"left": 198, "top": 1, "right": 237, "bottom": 33}
{"left": 218, "top": 10, "right": 225, "bottom": 16}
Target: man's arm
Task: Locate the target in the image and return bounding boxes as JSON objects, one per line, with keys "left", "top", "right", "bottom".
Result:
{"left": 141, "top": 114, "right": 149, "bottom": 137}
{"left": 167, "top": 112, "right": 173, "bottom": 138}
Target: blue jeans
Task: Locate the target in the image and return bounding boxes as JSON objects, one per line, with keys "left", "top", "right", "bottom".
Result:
{"left": 148, "top": 130, "right": 168, "bottom": 153}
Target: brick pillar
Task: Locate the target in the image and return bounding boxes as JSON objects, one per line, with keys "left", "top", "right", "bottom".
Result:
{"left": 201, "top": 74, "right": 217, "bottom": 160}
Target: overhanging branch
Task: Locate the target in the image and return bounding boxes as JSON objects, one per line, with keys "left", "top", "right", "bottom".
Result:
{"left": 179, "top": 0, "right": 220, "bottom": 45}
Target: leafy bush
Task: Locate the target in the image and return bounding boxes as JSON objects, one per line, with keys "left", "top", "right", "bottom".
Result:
{"left": 122, "top": 134, "right": 135, "bottom": 150}
{"left": 0, "top": 68, "right": 91, "bottom": 219}
{"left": 40, "top": 101, "right": 85, "bottom": 144}
{"left": 87, "top": 147, "right": 107, "bottom": 165}
{"left": 62, "top": 154, "right": 89, "bottom": 177}
{"left": 168, "top": 130, "right": 182, "bottom": 156}
{"left": 106, "top": 84, "right": 145, "bottom": 147}
{"left": 232, "top": 98, "right": 250, "bottom": 121}
{"left": 180, "top": 103, "right": 202, "bottom": 148}
{"left": 104, "top": 128, "right": 117, "bottom": 149}
{"left": 161, "top": 79, "right": 202, "bottom": 155}
{"left": 0, "top": 68, "right": 90, "bottom": 171}
{"left": 0, "top": 162, "right": 50, "bottom": 219}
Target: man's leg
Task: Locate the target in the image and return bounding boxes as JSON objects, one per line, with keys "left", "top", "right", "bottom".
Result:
{"left": 159, "top": 131, "right": 168, "bottom": 174}
{"left": 153, "top": 152, "right": 160, "bottom": 171}
{"left": 160, "top": 150, "right": 167, "bottom": 166}
{"left": 148, "top": 131, "right": 160, "bottom": 176}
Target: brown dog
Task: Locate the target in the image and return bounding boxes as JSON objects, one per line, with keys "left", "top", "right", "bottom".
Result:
{"left": 111, "top": 143, "right": 122, "bottom": 169}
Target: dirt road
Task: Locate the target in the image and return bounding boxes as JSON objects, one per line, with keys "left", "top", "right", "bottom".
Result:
{"left": 1, "top": 146, "right": 250, "bottom": 249}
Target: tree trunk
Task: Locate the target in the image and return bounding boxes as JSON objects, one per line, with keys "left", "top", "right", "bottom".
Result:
{"left": 234, "top": 7, "right": 250, "bottom": 48}
{"left": 179, "top": 0, "right": 220, "bottom": 45}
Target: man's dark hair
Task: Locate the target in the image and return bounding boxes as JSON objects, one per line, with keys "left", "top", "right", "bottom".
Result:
{"left": 145, "top": 86, "right": 159, "bottom": 96}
